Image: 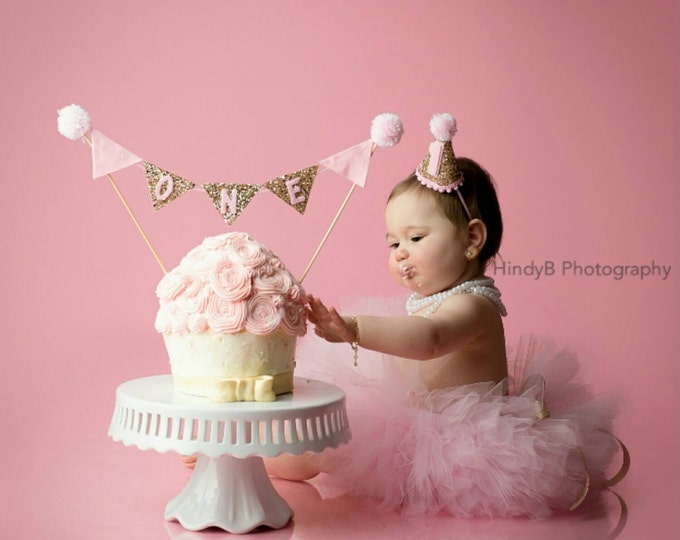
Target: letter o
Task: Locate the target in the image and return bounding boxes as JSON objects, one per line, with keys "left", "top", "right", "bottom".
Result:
{"left": 155, "top": 175, "right": 174, "bottom": 201}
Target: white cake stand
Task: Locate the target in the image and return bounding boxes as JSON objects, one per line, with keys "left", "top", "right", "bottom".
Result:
{"left": 108, "top": 375, "right": 350, "bottom": 533}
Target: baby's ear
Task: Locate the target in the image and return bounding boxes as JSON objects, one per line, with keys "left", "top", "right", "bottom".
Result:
{"left": 467, "top": 219, "right": 487, "bottom": 254}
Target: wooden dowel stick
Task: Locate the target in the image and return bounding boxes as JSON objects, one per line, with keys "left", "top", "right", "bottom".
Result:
{"left": 300, "top": 144, "right": 377, "bottom": 283}
{"left": 83, "top": 135, "right": 168, "bottom": 274}
{"left": 300, "top": 184, "right": 356, "bottom": 283}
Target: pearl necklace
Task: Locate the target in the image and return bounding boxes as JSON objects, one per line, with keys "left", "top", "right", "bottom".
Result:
{"left": 406, "top": 277, "right": 507, "bottom": 318}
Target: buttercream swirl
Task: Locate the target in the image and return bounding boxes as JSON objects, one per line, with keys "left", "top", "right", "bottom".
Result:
{"left": 287, "top": 284, "right": 303, "bottom": 302}
{"left": 206, "top": 291, "right": 248, "bottom": 333}
{"left": 155, "top": 232, "right": 307, "bottom": 336}
{"left": 245, "top": 294, "right": 282, "bottom": 335}
{"left": 229, "top": 232, "right": 268, "bottom": 268}
{"left": 156, "top": 269, "right": 187, "bottom": 301}
{"left": 179, "top": 286, "right": 209, "bottom": 315}
{"left": 281, "top": 301, "right": 307, "bottom": 336}
{"left": 187, "top": 313, "right": 209, "bottom": 333}
{"left": 209, "top": 258, "right": 252, "bottom": 301}
{"left": 253, "top": 271, "right": 293, "bottom": 296}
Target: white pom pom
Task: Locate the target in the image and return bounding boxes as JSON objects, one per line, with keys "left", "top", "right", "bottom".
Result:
{"left": 370, "top": 113, "right": 404, "bottom": 148}
{"left": 429, "top": 113, "right": 457, "bottom": 142}
{"left": 57, "top": 104, "right": 91, "bottom": 140}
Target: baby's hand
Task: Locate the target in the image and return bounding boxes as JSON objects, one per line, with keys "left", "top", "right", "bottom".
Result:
{"left": 307, "top": 295, "right": 353, "bottom": 344}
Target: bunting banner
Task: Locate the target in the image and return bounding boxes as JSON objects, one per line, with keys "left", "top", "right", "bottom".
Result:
{"left": 83, "top": 128, "right": 380, "bottom": 225}
{"left": 145, "top": 162, "right": 196, "bottom": 210}
{"left": 204, "top": 183, "right": 261, "bottom": 225}
{"left": 91, "top": 129, "right": 142, "bottom": 179}
{"left": 263, "top": 165, "right": 318, "bottom": 215}
{"left": 58, "top": 105, "right": 404, "bottom": 278}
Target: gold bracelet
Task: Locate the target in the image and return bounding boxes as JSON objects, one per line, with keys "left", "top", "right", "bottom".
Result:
{"left": 348, "top": 316, "right": 360, "bottom": 367}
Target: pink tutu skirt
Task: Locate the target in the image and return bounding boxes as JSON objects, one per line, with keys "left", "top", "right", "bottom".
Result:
{"left": 297, "top": 332, "right": 623, "bottom": 519}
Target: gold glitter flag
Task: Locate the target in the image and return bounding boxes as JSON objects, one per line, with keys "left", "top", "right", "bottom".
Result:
{"left": 145, "top": 162, "right": 196, "bottom": 211}
{"left": 204, "top": 183, "right": 261, "bottom": 225}
{"left": 264, "top": 165, "right": 318, "bottom": 215}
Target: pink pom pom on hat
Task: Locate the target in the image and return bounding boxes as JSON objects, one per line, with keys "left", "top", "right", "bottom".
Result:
{"left": 429, "top": 112, "right": 457, "bottom": 142}
{"left": 415, "top": 113, "right": 472, "bottom": 219}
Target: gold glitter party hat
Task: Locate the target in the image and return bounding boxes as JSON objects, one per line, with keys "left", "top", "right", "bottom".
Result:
{"left": 415, "top": 113, "right": 463, "bottom": 193}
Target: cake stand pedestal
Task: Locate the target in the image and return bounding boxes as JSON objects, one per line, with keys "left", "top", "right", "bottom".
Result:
{"left": 108, "top": 375, "right": 350, "bottom": 533}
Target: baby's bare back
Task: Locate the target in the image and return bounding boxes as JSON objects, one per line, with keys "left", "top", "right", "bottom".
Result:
{"left": 418, "top": 345, "right": 507, "bottom": 389}
{"left": 409, "top": 293, "right": 508, "bottom": 389}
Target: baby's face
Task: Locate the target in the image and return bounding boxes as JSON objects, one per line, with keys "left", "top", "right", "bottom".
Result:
{"left": 385, "top": 190, "right": 469, "bottom": 296}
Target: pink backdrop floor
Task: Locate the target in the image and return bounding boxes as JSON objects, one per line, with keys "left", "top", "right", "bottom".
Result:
{"left": 1, "top": 1, "right": 677, "bottom": 538}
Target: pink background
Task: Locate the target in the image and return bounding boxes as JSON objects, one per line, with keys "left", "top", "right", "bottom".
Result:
{"left": 1, "top": 1, "right": 676, "bottom": 538}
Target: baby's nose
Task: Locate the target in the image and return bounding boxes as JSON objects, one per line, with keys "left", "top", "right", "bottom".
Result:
{"left": 395, "top": 247, "right": 408, "bottom": 261}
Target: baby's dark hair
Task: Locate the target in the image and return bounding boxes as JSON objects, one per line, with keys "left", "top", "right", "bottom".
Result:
{"left": 387, "top": 157, "right": 503, "bottom": 268}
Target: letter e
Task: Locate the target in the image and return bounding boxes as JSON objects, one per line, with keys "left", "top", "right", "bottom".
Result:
{"left": 285, "top": 177, "right": 306, "bottom": 205}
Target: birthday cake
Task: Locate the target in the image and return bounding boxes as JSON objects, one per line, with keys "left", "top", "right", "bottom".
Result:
{"left": 155, "top": 232, "right": 307, "bottom": 402}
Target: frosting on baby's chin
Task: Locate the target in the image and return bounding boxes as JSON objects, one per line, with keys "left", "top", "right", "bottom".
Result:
{"left": 155, "top": 232, "right": 307, "bottom": 337}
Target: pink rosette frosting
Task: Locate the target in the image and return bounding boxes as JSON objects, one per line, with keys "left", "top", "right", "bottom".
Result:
{"left": 259, "top": 256, "right": 285, "bottom": 274}
{"left": 229, "top": 232, "right": 269, "bottom": 268}
{"left": 253, "top": 270, "right": 293, "bottom": 296}
{"left": 155, "top": 232, "right": 307, "bottom": 336}
{"left": 156, "top": 270, "right": 187, "bottom": 302}
{"left": 182, "top": 243, "right": 223, "bottom": 273}
{"left": 281, "top": 301, "right": 307, "bottom": 336}
{"left": 245, "top": 294, "right": 283, "bottom": 335}
{"left": 201, "top": 234, "right": 232, "bottom": 251}
{"left": 205, "top": 291, "right": 248, "bottom": 333}
{"left": 287, "top": 284, "right": 303, "bottom": 302}
{"left": 187, "top": 313, "right": 209, "bottom": 333}
{"left": 209, "top": 258, "right": 252, "bottom": 301}
{"left": 178, "top": 285, "right": 210, "bottom": 315}
{"left": 155, "top": 303, "right": 191, "bottom": 334}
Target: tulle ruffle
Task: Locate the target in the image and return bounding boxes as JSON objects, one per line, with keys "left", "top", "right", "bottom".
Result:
{"left": 296, "top": 321, "right": 620, "bottom": 518}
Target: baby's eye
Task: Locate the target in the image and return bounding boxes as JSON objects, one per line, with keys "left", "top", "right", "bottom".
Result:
{"left": 410, "top": 236, "right": 423, "bottom": 243}
{"left": 389, "top": 242, "right": 399, "bottom": 249}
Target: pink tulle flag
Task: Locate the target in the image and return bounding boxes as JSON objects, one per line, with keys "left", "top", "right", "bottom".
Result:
{"left": 319, "top": 139, "right": 373, "bottom": 187}
{"left": 91, "top": 130, "right": 142, "bottom": 179}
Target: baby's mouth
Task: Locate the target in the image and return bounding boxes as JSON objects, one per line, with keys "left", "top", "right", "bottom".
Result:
{"left": 399, "top": 265, "right": 416, "bottom": 280}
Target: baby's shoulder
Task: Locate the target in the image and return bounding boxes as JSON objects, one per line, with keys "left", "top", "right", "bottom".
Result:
{"left": 434, "top": 292, "right": 504, "bottom": 331}
{"left": 439, "top": 290, "right": 501, "bottom": 315}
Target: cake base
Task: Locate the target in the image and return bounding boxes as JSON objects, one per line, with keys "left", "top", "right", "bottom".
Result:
{"left": 173, "top": 370, "right": 294, "bottom": 402}
{"left": 163, "top": 329, "right": 297, "bottom": 402}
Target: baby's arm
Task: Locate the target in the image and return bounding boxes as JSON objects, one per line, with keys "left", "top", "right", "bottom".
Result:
{"left": 307, "top": 294, "right": 486, "bottom": 361}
